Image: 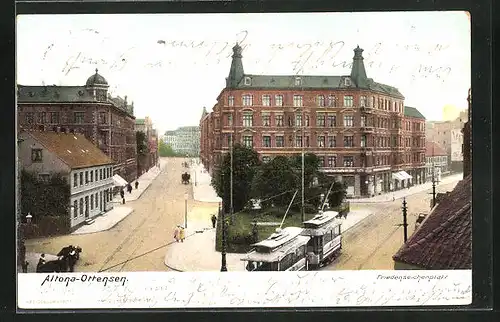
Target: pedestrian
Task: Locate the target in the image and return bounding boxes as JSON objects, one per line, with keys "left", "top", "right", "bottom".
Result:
{"left": 21, "top": 261, "right": 29, "bottom": 273}
{"left": 173, "top": 225, "right": 180, "bottom": 242}
{"left": 127, "top": 183, "right": 132, "bottom": 194}
{"left": 393, "top": 194, "right": 395, "bottom": 201}
{"left": 179, "top": 226, "right": 185, "bottom": 243}
{"left": 120, "top": 188, "right": 125, "bottom": 204}
{"left": 135, "top": 181, "right": 139, "bottom": 190}
{"left": 211, "top": 214, "right": 217, "bottom": 228}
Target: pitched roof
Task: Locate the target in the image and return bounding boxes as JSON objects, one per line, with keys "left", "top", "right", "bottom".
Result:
{"left": 425, "top": 141, "right": 447, "bottom": 157}
{"left": 24, "top": 131, "right": 114, "bottom": 170}
{"left": 17, "top": 85, "right": 95, "bottom": 103}
{"left": 393, "top": 175, "right": 472, "bottom": 269}
{"left": 404, "top": 106, "right": 426, "bottom": 119}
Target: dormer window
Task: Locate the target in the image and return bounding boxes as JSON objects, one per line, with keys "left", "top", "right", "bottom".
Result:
{"left": 244, "top": 77, "right": 251, "bottom": 86}
{"left": 344, "top": 78, "right": 351, "bottom": 86}
{"left": 295, "top": 77, "right": 302, "bottom": 86}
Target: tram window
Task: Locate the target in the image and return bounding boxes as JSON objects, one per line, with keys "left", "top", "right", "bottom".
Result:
{"left": 333, "top": 226, "right": 340, "bottom": 238}
{"left": 296, "top": 245, "right": 306, "bottom": 259}
{"left": 323, "top": 230, "right": 333, "bottom": 244}
{"left": 280, "top": 253, "right": 295, "bottom": 271}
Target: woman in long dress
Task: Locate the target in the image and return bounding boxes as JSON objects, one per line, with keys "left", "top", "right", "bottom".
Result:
{"left": 173, "top": 226, "right": 180, "bottom": 242}
{"left": 179, "top": 226, "right": 185, "bottom": 243}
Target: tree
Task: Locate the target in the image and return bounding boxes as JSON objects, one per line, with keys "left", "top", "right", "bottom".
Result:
{"left": 158, "top": 139, "right": 176, "bottom": 157}
{"left": 328, "top": 181, "right": 347, "bottom": 208}
{"left": 211, "top": 143, "right": 261, "bottom": 214}
{"left": 136, "top": 131, "right": 148, "bottom": 156}
{"left": 289, "top": 153, "right": 322, "bottom": 211}
{"left": 251, "top": 156, "right": 297, "bottom": 209}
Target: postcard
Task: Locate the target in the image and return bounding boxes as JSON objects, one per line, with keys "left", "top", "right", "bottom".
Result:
{"left": 16, "top": 11, "right": 472, "bottom": 308}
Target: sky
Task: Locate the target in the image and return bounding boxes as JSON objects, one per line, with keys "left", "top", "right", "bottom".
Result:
{"left": 16, "top": 12, "right": 470, "bottom": 134}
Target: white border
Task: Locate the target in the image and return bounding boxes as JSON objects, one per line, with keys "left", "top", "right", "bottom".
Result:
{"left": 18, "top": 270, "right": 472, "bottom": 308}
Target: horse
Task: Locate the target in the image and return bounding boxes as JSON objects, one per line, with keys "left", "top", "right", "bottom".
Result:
{"left": 36, "top": 258, "right": 69, "bottom": 273}
{"left": 37, "top": 246, "right": 83, "bottom": 273}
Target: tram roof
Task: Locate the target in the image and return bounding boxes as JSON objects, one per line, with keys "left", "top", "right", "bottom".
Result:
{"left": 251, "top": 226, "right": 304, "bottom": 250}
{"left": 303, "top": 211, "right": 338, "bottom": 228}
{"left": 302, "top": 218, "right": 342, "bottom": 236}
{"left": 241, "top": 235, "right": 311, "bottom": 262}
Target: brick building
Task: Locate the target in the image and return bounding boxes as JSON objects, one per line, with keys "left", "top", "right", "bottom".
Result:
{"left": 462, "top": 88, "right": 472, "bottom": 177}
{"left": 17, "top": 69, "right": 138, "bottom": 183}
{"left": 200, "top": 44, "right": 426, "bottom": 197}
{"left": 135, "top": 116, "right": 159, "bottom": 174}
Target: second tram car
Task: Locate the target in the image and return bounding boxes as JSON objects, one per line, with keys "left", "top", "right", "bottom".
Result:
{"left": 241, "top": 227, "right": 311, "bottom": 272}
{"left": 301, "top": 211, "right": 342, "bottom": 269}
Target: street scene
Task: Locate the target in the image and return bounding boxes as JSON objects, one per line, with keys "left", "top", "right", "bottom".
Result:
{"left": 16, "top": 12, "right": 471, "bottom": 274}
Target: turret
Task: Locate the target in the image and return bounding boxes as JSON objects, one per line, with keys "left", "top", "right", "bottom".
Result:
{"left": 350, "top": 46, "right": 369, "bottom": 88}
{"left": 226, "top": 43, "right": 245, "bottom": 88}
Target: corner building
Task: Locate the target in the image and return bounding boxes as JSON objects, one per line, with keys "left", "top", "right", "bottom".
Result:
{"left": 17, "top": 69, "right": 138, "bottom": 183}
{"left": 200, "top": 44, "right": 426, "bottom": 197}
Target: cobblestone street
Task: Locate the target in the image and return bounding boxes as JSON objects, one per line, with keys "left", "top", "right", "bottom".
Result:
{"left": 323, "top": 178, "right": 462, "bottom": 270}
{"left": 24, "top": 158, "right": 213, "bottom": 272}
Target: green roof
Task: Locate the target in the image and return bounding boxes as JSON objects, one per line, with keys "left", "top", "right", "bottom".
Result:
{"left": 404, "top": 106, "right": 426, "bottom": 119}
{"left": 135, "top": 119, "right": 145, "bottom": 125}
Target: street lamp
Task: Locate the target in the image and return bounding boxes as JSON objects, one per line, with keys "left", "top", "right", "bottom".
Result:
{"left": 220, "top": 172, "right": 228, "bottom": 272}
{"left": 26, "top": 213, "right": 32, "bottom": 224}
{"left": 184, "top": 193, "right": 188, "bottom": 228}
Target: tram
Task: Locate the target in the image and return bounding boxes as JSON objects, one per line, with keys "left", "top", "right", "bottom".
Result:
{"left": 241, "top": 227, "right": 311, "bottom": 271}
{"left": 301, "top": 210, "right": 342, "bottom": 270}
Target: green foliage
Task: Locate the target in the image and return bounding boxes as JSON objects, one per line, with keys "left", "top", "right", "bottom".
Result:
{"left": 158, "top": 139, "right": 182, "bottom": 157}
{"left": 328, "top": 181, "right": 348, "bottom": 208}
{"left": 136, "top": 131, "right": 148, "bottom": 156}
{"left": 20, "top": 170, "right": 71, "bottom": 221}
{"left": 211, "top": 143, "right": 261, "bottom": 214}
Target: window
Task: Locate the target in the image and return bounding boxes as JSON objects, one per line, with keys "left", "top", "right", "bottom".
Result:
{"left": 276, "top": 136, "right": 284, "bottom": 147}
{"left": 305, "top": 136, "right": 310, "bottom": 147}
{"left": 295, "top": 114, "right": 302, "bottom": 127}
{"left": 261, "top": 114, "right": 270, "bottom": 126}
{"left": 73, "top": 173, "right": 78, "bottom": 187}
{"left": 228, "top": 96, "right": 234, "bottom": 106}
{"left": 361, "top": 115, "right": 367, "bottom": 127}
{"left": 317, "top": 95, "right": 325, "bottom": 107}
{"left": 275, "top": 95, "right": 283, "bottom": 106}
{"left": 80, "top": 172, "right": 83, "bottom": 185}
{"left": 90, "top": 171, "right": 94, "bottom": 182}
{"left": 262, "top": 95, "right": 271, "bottom": 106}
{"left": 74, "top": 112, "right": 85, "bottom": 124}
{"left": 344, "top": 78, "right": 351, "bottom": 86}
{"left": 242, "top": 113, "right": 253, "bottom": 127}
{"left": 328, "top": 156, "right": 337, "bottom": 168}
{"left": 293, "top": 95, "right": 303, "bottom": 107}
{"left": 79, "top": 198, "right": 84, "bottom": 215}
{"left": 227, "top": 114, "right": 233, "bottom": 126}
{"left": 275, "top": 115, "right": 284, "bottom": 126}
{"left": 99, "top": 169, "right": 103, "bottom": 180}
{"left": 327, "top": 114, "right": 336, "bottom": 127}
{"left": 343, "top": 156, "right": 354, "bottom": 167}
{"left": 318, "top": 156, "right": 325, "bottom": 167}
{"left": 343, "top": 115, "right": 354, "bottom": 127}
{"left": 360, "top": 96, "right": 367, "bottom": 107}
{"left": 317, "top": 136, "right": 325, "bottom": 147}
{"left": 49, "top": 112, "right": 60, "bottom": 124}
{"left": 263, "top": 136, "right": 271, "bottom": 147}
{"left": 295, "top": 77, "right": 302, "bottom": 86}
{"left": 37, "top": 112, "right": 46, "bottom": 124}
{"left": 95, "top": 193, "right": 98, "bottom": 208}
{"left": 344, "top": 96, "right": 354, "bottom": 107}
{"left": 244, "top": 77, "right": 251, "bottom": 85}
{"left": 70, "top": 200, "right": 77, "bottom": 218}
{"left": 305, "top": 115, "right": 310, "bottom": 126}
{"left": 85, "top": 171, "right": 89, "bottom": 184}
{"left": 344, "top": 135, "right": 354, "bottom": 147}
{"left": 242, "top": 94, "right": 253, "bottom": 106}
{"left": 328, "top": 136, "right": 336, "bottom": 147}
{"left": 243, "top": 135, "right": 253, "bottom": 148}
{"left": 25, "top": 112, "right": 34, "bottom": 124}
{"left": 328, "top": 95, "right": 336, "bottom": 107}
{"left": 227, "top": 134, "right": 232, "bottom": 146}
{"left": 316, "top": 114, "right": 326, "bottom": 127}
{"left": 91, "top": 195, "right": 94, "bottom": 210}
{"left": 31, "top": 149, "right": 43, "bottom": 162}
{"left": 295, "top": 136, "right": 303, "bottom": 147}
{"left": 361, "top": 135, "right": 367, "bottom": 147}
{"left": 99, "top": 112, "right": 107, "bottom": 124}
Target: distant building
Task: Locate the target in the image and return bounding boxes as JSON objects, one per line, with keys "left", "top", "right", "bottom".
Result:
{"left": 18, "top": 131, "right": 115, "bottom": 231}
{"left": 392, "top": 174, "right": 471, "bottom": 270}
{"left": 17, "top": 69, "right": 138, "bottom": 183}
{"left": 425, "top": 141, "right": 448, "bottom": 182}
{"left": 135, "top": 117, "right": 159, "bottom": 173}
{"left": 462, "top": 89, "right": 472, "bottom": 178}
{"left": 200, "top": 44, "right": 427, "bottom": 198}
{"left": 163, "top": 126, "right": 200, "bottom": 156}
{"left": 425, "top": 110, "right": 467, "bottom": 173}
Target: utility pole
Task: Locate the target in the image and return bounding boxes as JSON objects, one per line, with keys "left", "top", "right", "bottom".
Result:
{"left": 429, "top": 143, "right": 438, "bottom": 209}
{"left": 230, "top": 132, "right": 234, "bottom": 225}
{"left": 402, "top": 197, "right": 408, "bottom": 243}
{"left": 220, "top": 172, "right": 228, "bottom": 272}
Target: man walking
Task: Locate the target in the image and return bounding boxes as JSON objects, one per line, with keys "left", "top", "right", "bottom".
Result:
{"left": 135, "top": 181, "right": 139, "bottom": 190}
{"left": 211, "top": 214, "right": 217, "bottom": 229}
{"left": 120, "top": 188, "right": 125, "bottom": 204}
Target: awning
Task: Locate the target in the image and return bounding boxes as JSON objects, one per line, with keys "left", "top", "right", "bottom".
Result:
{"left": 392, "top": 172, "right": 404, "bottom": 181}
{"left": 112, "top": 174, "right": 128, "bottom": 187}
{"left": 400, "top": 171, "right": 413, "bottom": 180}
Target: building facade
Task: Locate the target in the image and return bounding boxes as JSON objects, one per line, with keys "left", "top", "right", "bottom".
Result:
{"left": 425, "top": 141, "right": 448, "bottom": 182}
{"left": 425, "top": 111, "right": 466, "bottom": 173}
{"left": 163, "top": 126, "right": 200, "bottom": 156}
{"left": 200, "top": 44, "right": 426, "bottom": 197}
{"left": 462, "top": 88, "right": 472, "bottom": 178}
{"left": 135, "top": 117, "right": 159, "bottom": 173}
{"left": 17, "top": 69, "right": 138, "bottom": 183}
{"left": 18, "top": 131, "right": 115, "bottom": 230}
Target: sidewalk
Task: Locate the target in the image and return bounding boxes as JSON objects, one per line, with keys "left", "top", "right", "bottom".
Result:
{"left": 350, "top": 173, "right": 463, "bottom": 203}
{"left": 190, "top": 163, "right": 221, "bottom": 203}
{"left": 112, "top": 158, "right": 167, "bottom": 204}
{"left": 163, "top": 206, "right": 373, "bottom": 272}
{"left": 71, "top": 206, "right": 134, "bottom": 235}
